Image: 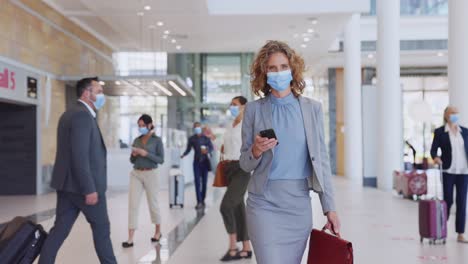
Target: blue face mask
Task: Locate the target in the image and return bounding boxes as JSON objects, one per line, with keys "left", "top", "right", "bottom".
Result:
{"left": 229, "top": 106, "right": 240, "bottom": 117}
{"left": 450, "top": 114, "right": 460, "bottom": 124}
{"left": 139, "top": 127, "right": 149, "bottom": 135}
{"left": 194, "top": 127, "right": 202, "bottom": 135}
{"left": 267, "top": 70, "right": 293, "bottom": 92}
{"left": 93, "top": 94, "right": 106, "bottom": 110}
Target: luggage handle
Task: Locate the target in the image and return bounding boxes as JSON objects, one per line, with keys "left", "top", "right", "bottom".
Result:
{"left": 433, "top": 164, "right": 443, "bottom": 200}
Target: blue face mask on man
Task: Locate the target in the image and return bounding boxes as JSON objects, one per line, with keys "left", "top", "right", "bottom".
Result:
{"left": 229, "top": 106, "right": 240, "bottom": 117}
{"left": 267, "top": 69, "right": 293, "bottom": 92}
{"left": 93, "top": 94, "right": 106, "bottom": 110}
{"left": 194, "top": 127, "right": 202, "bottom": 135}
{"left": 139, "top": 127, "right": 149, "bottom": 135}
{"left": 449, "top": 114, "right": 460, "bottom": 124}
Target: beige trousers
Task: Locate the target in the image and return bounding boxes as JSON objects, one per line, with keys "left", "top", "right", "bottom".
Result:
{"left": 128, "top": 169, "right": 161, "bottom": 229}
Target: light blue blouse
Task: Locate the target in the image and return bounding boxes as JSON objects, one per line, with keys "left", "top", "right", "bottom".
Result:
{"left": 269, "top": 93, "right": 312, "bottom": 180}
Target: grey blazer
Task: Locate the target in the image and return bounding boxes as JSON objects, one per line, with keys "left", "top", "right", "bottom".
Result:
{"left": 240, "top": 95, "right": 336, "bottom": 214}
{"left": 51, "top": 102, "right": 107, "bottom": 195}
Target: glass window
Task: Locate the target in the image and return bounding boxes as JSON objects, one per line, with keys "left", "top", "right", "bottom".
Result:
{"left": 202, "top": 54, "right": 242, "bottom": 104}
{"left": 365, "top": 0, "right": 448, "bottom": 16}
{"left": 401, "top": 75, "right": 448, "bottom": 163}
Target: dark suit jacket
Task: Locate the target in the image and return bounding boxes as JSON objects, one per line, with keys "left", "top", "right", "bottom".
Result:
{"left": 51, "top": 102, "right": 107, "bottom": 195}
{"left": 430, "top": 125, "right": 468, "bottom": 170}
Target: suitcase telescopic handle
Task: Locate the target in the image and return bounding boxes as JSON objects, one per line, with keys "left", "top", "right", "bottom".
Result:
{"left": 434, "top": 164, "right": 443, "bottom": 199}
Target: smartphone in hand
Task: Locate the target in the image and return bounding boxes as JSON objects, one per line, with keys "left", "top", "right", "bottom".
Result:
{"left": 259, "top": 129, "right": 279, "bottom": 145}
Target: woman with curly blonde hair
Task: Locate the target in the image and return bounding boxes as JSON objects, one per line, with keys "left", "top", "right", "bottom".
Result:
{"left": 239, "top": 40, "right": 340, "bottom": 263}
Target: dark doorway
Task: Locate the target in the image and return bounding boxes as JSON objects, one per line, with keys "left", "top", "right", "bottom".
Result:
{"left": 0, "top": 101, "right": 37, "bottom": 195}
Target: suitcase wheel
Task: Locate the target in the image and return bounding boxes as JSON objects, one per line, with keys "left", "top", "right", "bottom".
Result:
{"left": 420, "top": 237, "right": 423, "bottom": 243}
{"left": 443, "top": 240, "right": 446, "bottom": 245}
{"left": 170, "top": 204, "right": 173, "bottom": 209}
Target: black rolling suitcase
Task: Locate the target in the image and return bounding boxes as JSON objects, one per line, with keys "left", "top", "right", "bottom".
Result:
{"left": 0, "top": 216, "right": 47, "bottom": 264}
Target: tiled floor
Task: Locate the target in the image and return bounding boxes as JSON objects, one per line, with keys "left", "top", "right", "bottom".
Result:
{"left": 1, "top": 170, "right": 467, "bottom": 264}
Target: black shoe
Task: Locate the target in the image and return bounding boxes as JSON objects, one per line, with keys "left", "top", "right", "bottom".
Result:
{"left": 195, "top": 203, "right": 203, "bottom": 209}
{"left": 151, "top": 234, "right": 162, "bottom": 242}
{"left": 201, "top": 202, "right": 206, "bottom": 208}
{"left": 220, "top": 249, "right": 241, "bottom": 262}
{"left": 122, "top": 242, "right": 134, "bottom": 248}
{"left": 238, "top": 250, "right": 253, "bottom": 259}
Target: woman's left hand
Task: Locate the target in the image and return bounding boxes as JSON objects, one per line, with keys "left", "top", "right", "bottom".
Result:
{"left": 134, "top": 148, "right": 148, "bottom": 157}
{"left": 324, "top": 211, "right": 341, "bottom": 237}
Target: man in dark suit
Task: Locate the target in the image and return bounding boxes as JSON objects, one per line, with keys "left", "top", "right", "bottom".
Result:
{"left": 181, "top": 122, "right": 213, "bottom": 209}
{"left": 431, "top": 106, "right": 468, "bottom": 243}
{"left": 39, "top": 77, "right": 117, "bottom": 263}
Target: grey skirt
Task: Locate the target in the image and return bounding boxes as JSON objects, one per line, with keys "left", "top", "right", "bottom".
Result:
{"left": 246, "top": 179, "right": 312, "bottom": 264}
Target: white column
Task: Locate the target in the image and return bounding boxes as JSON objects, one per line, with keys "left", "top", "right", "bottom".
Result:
{"left": 377, "top": 0, "right": 402, "bottom": 190}
{"left": 449, "top": 0, "right": 468, "bottom": 127}
{"left": 344, "top": 14, "right": 363, "bottom": 182}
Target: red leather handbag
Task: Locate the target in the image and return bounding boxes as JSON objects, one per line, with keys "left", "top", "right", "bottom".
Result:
{"left": 308, "top": 229, "right": 353, "bottom": 264}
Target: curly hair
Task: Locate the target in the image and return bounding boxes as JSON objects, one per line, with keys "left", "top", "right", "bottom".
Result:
{"left": 250, "top": 40, "right": 306, "bottom": 97}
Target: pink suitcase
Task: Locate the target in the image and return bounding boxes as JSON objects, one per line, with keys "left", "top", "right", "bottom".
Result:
{"left": 418, "top": 166, "right": 447, "bottom": 244}
{"left": 393, "top": 170, "right": 428, "bottom": 199}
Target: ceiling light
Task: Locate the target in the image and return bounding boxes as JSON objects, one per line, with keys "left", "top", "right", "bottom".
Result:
{"left": 137, "top": 12, "right": 144, "bottom": 16}
{"left": 164, "top": 30, "right": 170, "bottom": 35}
{"left": 301, "top": 44, "right": 307, "bottom": 48}
{"left": 162, "top": 35, "right": 168, "bottom": 39}
{"left": 437, "top": 52, "right": 444, "bottom": 57}
{"left": 171, "top": 39, "right": 177, "bottom": 43}
{"left": 123, "top": 92, "right": 128, "bottom": 96}
{"left": 368, "top": 53, "right": 374, "bottom": 59}
{"left": 307, "top": 28, "right": 314, "bottom": 33}
{"left": 303, "top": 37, "right": 310, "bottom": 42}
{"left": 310, "top": 18, "right": 318, "bottom": 25}
{"left": 144, "top": 5, "right": 151, "bottom": 11}
{"left": 152, "top": 81, "right": 173, "bottom": 96}
{"left": 99, "top": 81, "right": 105, "bottom": 85}
{"left": 168, "top": 80, "right": 186, "bottom": 96}
{"left": 157, "top": 21, "right": 164, "bottom": 27}
{"left": 153, "top": 92, "right": 158, "bottom": 96}
{"left": 115, "top": 81, "right": 121, "bottom": 85}
{"left": 176, "top": 45, "right": 182, "bottom": 50}
{"left": 135, "top": 81, "right": 141, "bottom": 85}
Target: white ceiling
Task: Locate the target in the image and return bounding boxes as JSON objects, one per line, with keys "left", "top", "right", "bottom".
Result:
{"left": 42, "top": 0, "right": 370, "bottom": 65}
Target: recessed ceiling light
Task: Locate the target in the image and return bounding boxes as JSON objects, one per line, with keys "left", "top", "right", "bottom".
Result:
{"left": 152, "top": 81, "right": 173, "bottom": 96}
{"left": 301, "top": 44, "right": 307, "bottom": 48}
{"left": 137, "top": 12, "right": 144, "bottom": 16}
{"left": 303, "top": 37, "right": 310, "bottom": 42}
{"left": 144, "top": 5, "right": 151, "bottom": 11}
{"left": 307, "top": 28, "right": 314, "bottom": 33}
{"left": 171, "top": 39, "right": 177, "bottom": 43}
{"left": 99, "top": 81, "right": 105, "bottom": 85}
{"left": 168, "top": 80, "right": 186, "bottom": 96}
{"left": 176, "top": 45, "right": 182, "bottom": 50}
{"left": 310, "top": 18, "right": 318, "bottom": 25}
{"left": 164, "top": 30, "right": 170, "bottom": 35}
{"left": 157, "top": 21, "right": 164, "bottom": 27}
{"left": 436, "top": 52, "right": 444, "bottom": 57}
{"left": 115, "top": 81, "right": 121, "bottom": 85}
{"left": 162, "top": 35, "right": 168, "bottom": 39}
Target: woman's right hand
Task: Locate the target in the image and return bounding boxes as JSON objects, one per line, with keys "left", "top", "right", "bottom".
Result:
{"left": 252, "top": 135, "right": 277, "bottom": 159}
{"left": 433, "top": 157, "right": 443, "bottom": 165}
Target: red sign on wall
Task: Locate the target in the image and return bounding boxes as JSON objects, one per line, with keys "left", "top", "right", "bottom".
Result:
{"left": 0, "top": 68, "right": 16, "bottom": 90}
